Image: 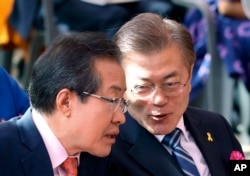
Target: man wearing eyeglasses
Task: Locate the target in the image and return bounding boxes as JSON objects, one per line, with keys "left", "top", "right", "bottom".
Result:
{"left": 84, "top": 13, "right": 244, "bottom": 176}
{"left": 0, "top": 32, "right": 128, "bottom": 176}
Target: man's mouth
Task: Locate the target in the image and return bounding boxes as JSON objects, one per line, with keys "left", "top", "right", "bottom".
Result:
{"left": 149, "top": 114, "right": 167, "bottom": 121}
{"left": 106, "top": 131, "right": 119, "bottom": 139}
{"left": 106, "top": 134, "right": 117, "bottom": 138}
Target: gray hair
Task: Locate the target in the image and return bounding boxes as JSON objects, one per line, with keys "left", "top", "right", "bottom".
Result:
{"left": 114, "top": 13, "right": 195, "bottom": 70}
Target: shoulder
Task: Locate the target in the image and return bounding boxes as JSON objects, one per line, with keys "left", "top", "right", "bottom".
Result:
{"left": 184, "top": 106, "right": 242, "bottom": 149}
{"left": 184, "top": 107, "right": 238, "bottom": 143}
{"left": 0, "top": 117, "right": 20, "bottom": 141}
{"left": 185, "top": 106, "right": 225, "bottom": 121}
{"left": 0, "top": 117, "right": 22, "bottom": 158}
{"left": 186, "top": 106, "right": 220, "bottom": 116}
{"left": 184, "top": 106, "right": 233, "bottom": 132}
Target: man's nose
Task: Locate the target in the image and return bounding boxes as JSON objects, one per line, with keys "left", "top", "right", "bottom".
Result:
{"left": 113, "top": 108, "right": 126, "bottom": 125}
{"left": 150, "top": 87, "right": 168, "bottom": 106}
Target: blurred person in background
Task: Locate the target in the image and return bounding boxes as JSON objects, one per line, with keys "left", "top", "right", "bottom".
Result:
{"left": 0, "top": 66, "right": 29, "bottom": 122}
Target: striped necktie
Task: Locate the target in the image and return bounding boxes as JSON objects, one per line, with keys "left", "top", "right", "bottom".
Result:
{"left": 61, "top": 157, "right": 78, "bottom": 176}
{"left": 162, "top": 129, "right": 200, "bottom": 176}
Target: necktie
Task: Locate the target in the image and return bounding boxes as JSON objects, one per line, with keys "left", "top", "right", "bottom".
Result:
{"left": 162, "top": 129, "right": 200, "bottom": 176}
{"left": 61, "top": 157, "right": 78, "bottom": 176}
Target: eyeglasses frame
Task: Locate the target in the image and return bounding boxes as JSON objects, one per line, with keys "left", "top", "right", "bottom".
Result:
{"left": 130, "top": 80, "right": 189, "bottom": 98}
{"left": 83, "top": 92, "right": 128, "bottom": 113}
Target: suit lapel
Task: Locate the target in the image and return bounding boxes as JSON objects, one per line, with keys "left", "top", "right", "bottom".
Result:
{"left": 17, "top": 109, "right": 53, "bottom": 176}
{"left": 122, "top": 113, "right": 184, "bottom": 176}
{"left": 78, "top": 152, "right": 109, "bottom": 176}
{"left": 184, "top": 108, "right": 224, "bottom": 176}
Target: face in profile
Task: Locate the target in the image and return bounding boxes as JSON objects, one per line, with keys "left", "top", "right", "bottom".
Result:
{"left": 67, "top": 58, "right": 126, "bottom": 156}
{"left": 124, "top": 44, "right": 192, "bottom": 135}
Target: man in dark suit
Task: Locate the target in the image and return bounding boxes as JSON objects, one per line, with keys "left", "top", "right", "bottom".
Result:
{"left": 0, "top": 32, "right": 128, "bottom": 175}
{"left": 90, "top": 13, "right": 244, "bottom": 176}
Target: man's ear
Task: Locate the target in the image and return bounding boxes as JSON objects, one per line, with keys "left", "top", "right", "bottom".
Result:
{"left": 189, "top": 64, "right": 194, "bottom": 82}
{"left": 56, "top": 89, "right": 73, "bottom": 117}
{"left": 187, "top": 64, "right": 194, "bottom": 93}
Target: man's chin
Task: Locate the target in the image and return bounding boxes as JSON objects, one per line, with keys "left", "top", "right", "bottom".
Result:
{"left": 90, "top": 147, "right": 112, "bottom": 157}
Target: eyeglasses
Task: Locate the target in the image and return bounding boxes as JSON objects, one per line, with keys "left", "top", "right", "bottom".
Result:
{"left": 131, "top": 81, "right": 187, "bottom": 98}
{"left": 83, "top": 92, "right": 128, "bottom": 113}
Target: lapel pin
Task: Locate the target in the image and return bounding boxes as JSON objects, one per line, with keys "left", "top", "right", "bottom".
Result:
{"left": 207, "top": 132, "right": 213, "bottom": 142}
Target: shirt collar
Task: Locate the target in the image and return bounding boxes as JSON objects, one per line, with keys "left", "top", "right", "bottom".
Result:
{"left": 32, "top": 109, "right": 80, "bottom": 169}
{"left": 155, "top": 116, "right": 190, "bottom": 142}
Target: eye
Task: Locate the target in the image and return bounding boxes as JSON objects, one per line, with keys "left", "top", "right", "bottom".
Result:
{"left": 134, "top": 85, "right": 152, "bottom": 93}
{"left": 163, "top": 82, "right": 180, "bottom": 89}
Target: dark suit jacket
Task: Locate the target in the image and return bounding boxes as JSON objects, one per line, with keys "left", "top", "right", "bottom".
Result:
{"left": 92, "top": 106, "right": 242, "bottom": 176}
{"left": 0, "top": 108, "right": 107, "bottom": 176}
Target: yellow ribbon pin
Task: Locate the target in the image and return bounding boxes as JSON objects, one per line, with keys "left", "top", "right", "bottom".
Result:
{"left": 207, "top": 132, "right": 213, "bottom": 142}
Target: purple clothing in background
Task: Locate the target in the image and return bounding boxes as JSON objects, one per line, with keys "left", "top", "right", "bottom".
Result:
{"left": 183, "top": 0, "right": 250, "bottom": 101}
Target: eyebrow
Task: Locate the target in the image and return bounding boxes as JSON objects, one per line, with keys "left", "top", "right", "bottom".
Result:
{"left": 163, "top": 71, "right": 179, "bottom": 80}
{"left": 137, "top": 71, "right": 179, "bottom": 82}
{"left": 110, "top": 85, "right": 126, "bottom": 92}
